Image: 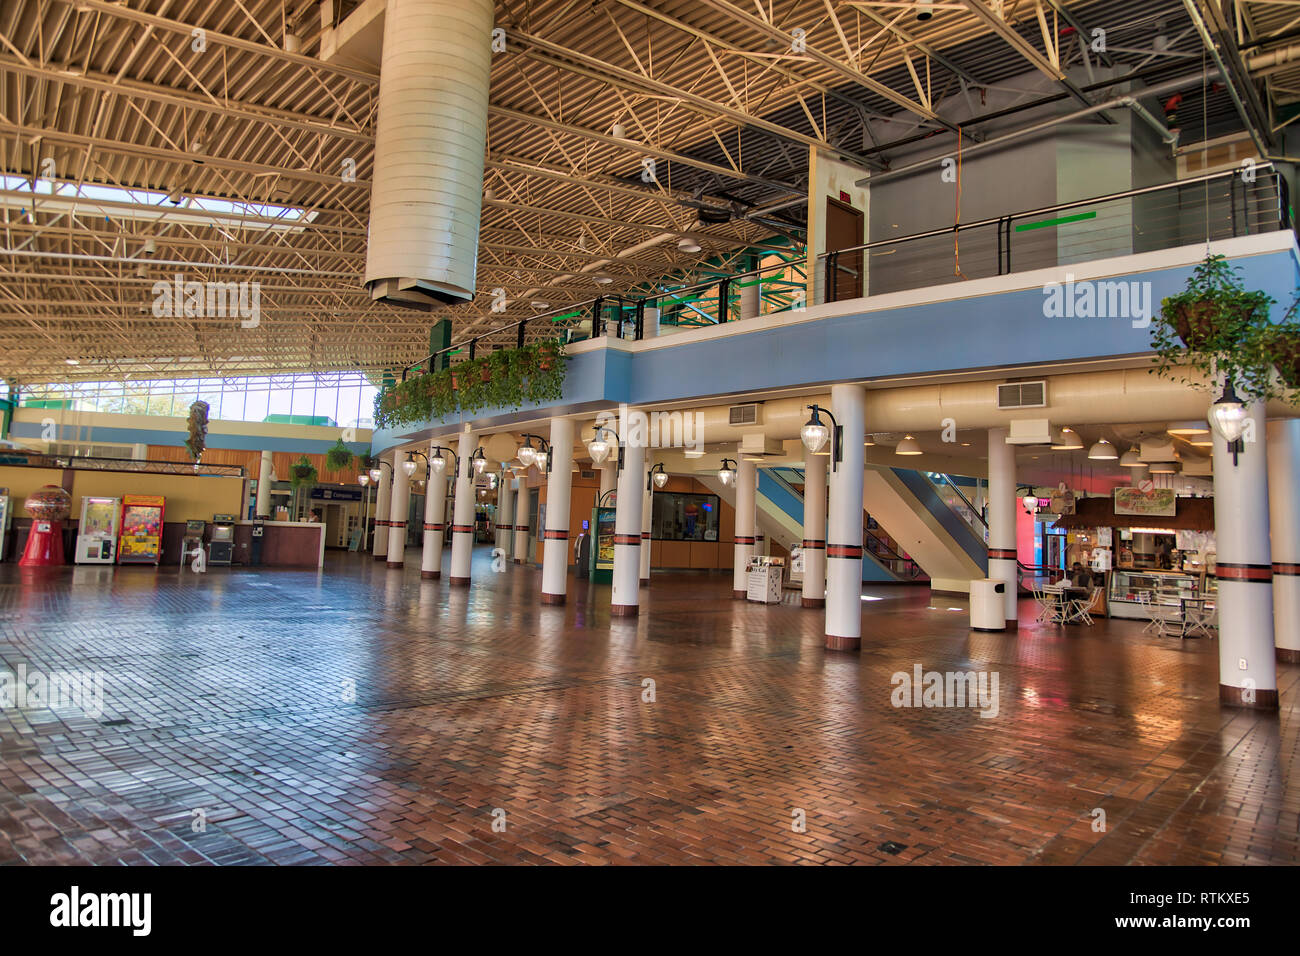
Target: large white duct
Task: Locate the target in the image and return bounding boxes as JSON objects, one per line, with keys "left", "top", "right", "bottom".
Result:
{"left": 364, "top": 0, "right": 494, "bottom": 309}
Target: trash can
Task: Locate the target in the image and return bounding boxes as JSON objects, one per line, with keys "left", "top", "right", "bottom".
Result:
{"left": 969, "top": 578, "right": 1007, "bottom": 631}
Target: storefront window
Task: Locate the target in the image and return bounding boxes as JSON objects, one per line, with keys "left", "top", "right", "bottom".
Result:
{"left": 652, "top": 492, "right": 720, "bottom": 541}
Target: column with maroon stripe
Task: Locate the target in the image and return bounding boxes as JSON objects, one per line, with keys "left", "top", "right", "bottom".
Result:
{"left": 987, "top": 426, "right": 1017, "bottom": 628}
{"left": 372, "top": 459, "right": 391, "bottom": 561}
{"left": 1213, "top": 400, "right": 1277, "bottom": 708}
{"left": 496, "top": 470, "right": 514, "bottom": 561}
{"left": 512, "top": 476, "right": 529, "bottom": 563}
{"left": 449, "top": 430, "right": 476, "bottom": 586}
{"left": 639, "top": 462, "right": 653, "bottom": 585}
{"left": 825, "top": 384, "right": 865, "bottom": 649}
{"left": 1269, "top": 419, "right": 1300, "bottom": 663}
{"left": 801, "top": 446, "right": 827, "bottom": 608}
{"left": 420, "top": 456, "right": 448, "bottom": 579}
{"left": 385, "top": 451, "right": 411, "bottom": 568}
{"left": 541, "top": 417, "right": 575, "bottom": 604}
{"left": 731, "top": 458, "right": 757, "bottom": 599}
{"left": 611, "top": 432, "right": 646, "bottom": 616}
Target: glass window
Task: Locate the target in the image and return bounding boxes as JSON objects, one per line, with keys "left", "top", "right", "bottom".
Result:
{"left": 243, "top": 386, "right": 269, "bottom": 422}
{"left": 652, "top": 492, "right": 720, "bottom": 542}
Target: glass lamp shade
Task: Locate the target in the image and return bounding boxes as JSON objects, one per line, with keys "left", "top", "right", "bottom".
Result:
{"left": 895, "top": 435, "right": 922, "bottom": 456}
{"left": 588, "top": 438, "right": 611, "bottom": 464}
{"left": 800, "top": 422, "right": 829, "bottom": 454}
{"left": 1087, "top": 439, "right": 1117, "bottom": 460}
{"left": 401, "top": 459, "right": 417, "bottom": 477}
{"left": 472, "top": 454, "right": 487, "bottom": 475}
{"left": 1208, "top": 398, "right": 1248, "bottom": 443}
{"left": 652, "top": 471, "right": 669, "bottom": 489}
{"left": 517, "top": 445, "right": 537, "bottom": 467}
{"left": 1022, "top": 495, "right": 1038, "bottom": 515}
{"left": 718, "top": 466, "right": 736, "bottom": 486}
{"left": 357, "top": 474, "right": 369, "bottom": 487}
{"left": 429, "top": 454, "right": 447, "bottom": 475}
{"left": 368, "top": 467, "right": 382, "bottom": 484}
{"left": 1119, "top": 448, "right": 1143, "bottom": 467}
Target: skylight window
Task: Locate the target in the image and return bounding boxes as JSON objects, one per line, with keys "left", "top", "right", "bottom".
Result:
{"left": 0, "top": 176, "right": 317, "bottom": 233}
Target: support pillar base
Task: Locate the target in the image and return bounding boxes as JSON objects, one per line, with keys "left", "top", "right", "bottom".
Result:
{"left": 640, "top": 578, "right": 650, "bottom": 586}
{"left": 800, "top": 597, "right": 825, "bottom": 608}
{"left": 449, "top": 576, "right": 470, "bottom": 587}
{"left": 825, "top": 635, "right": 861, "bottom": 651}
{"left": 1219, "top": 684, "right": 1280, "bottom": 710}
{"left": 386, "top": 561, "right": 403, "bottom": 569}
{"left": 421, "top": 570, "right": 440, "bottom": 580}
{"left": 541, "top": 592, "right": 565, "bottom": 606}
{"left": 732, "top": 589, "right": 746, "bottom": 599}
{"left": 373, "top": 553, "right": 386, "bottom": 561}
{"left": 1277, "top": 646, "right": 1300, "bottom": 664}
{"left": 611, "top": 604, "right": 639, "bottom": 617}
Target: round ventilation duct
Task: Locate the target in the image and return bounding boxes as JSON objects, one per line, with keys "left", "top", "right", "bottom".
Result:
{"left": 364, "top": 0, "right": 494, "bottom": 310}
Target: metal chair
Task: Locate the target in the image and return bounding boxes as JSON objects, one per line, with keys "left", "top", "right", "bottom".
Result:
{"left": 1040, "top": 583, "right": 1068, "bottom": 625}
{"left": 1065, "top": 586, "right": 1102, "bottom": 626}
{"left": 1136, "top": 591, "right": 1168, "bottom": 636}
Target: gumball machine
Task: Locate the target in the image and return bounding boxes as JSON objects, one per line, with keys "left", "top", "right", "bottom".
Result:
{"left": 19, "top": 484, "right": 72, "bottom": 567}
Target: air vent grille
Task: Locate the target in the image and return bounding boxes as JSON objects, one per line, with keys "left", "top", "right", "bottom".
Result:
{"left": 997, "top": 381, "right": 1047, "bottom": 409}
{"left": 729, "top": 403, "right": 760, "bottom": 425}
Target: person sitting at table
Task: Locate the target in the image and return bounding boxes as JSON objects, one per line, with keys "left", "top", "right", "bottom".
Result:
{"left": 1069, "top": 563, "right": 1091, "bottom": 589}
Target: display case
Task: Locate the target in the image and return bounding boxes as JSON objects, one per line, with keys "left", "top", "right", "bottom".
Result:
{"left": 1108, "top": 568, "right": 1206, "bottom": 621}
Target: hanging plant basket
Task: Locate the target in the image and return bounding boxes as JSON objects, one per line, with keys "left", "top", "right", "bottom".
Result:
{"left": 1168, "top": 300, "right": 1252, "bottom": 351}
{"left": 479, "top": 362, "right": 492, "bottom": 383}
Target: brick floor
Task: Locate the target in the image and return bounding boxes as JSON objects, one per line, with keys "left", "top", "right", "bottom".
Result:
{"left": 0, "top": 547, "right": 1296, "bottom": 866}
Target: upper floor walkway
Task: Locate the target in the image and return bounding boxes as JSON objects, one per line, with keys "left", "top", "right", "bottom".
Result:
{"left": 374, "top": 166, "right": 1300, "bottom": 452}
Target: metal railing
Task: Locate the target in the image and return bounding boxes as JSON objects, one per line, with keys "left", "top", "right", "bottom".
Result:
{"left": 399, "top": 164, "right": 1293, "bottom": 381}
{"left": 812, "top": 163, "right": 1292, "bottom": 304}
{"left": 0, "top": 451, "right": 245, "bottom": 477}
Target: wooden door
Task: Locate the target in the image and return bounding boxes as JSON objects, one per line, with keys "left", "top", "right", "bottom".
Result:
{"left": 825, "top": 197, "right": 864, "bottom": 301}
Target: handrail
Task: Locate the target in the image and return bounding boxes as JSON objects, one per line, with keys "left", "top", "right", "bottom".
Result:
{"left": 810, "top": 162, "right": 1286, "bottom": 262}
{"left": 927, "top": 472, "right": 987, "bottom": 530}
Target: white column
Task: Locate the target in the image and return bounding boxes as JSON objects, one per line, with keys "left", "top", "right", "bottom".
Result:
{"left": 640, "top": 462, "right": 653, "bottom": 584}
{"left": 541, "top": 418, "right": 575, "bottom": 604}
{"left": 386, "top": 451, "right": 411, "bottom": 567}
{"left": 801, "top": 448, "right": 828, "bottom": 608}
{"left": 421, "top": 456, "right": 448, "bottom": 579}
{"left": 1214, "top": 401, "right": 1277, "bottom": 708}
{"left": 373, "top": 461, "right": 391, "bottom": 560}
{"left": 449, "top": 431, "right": 475, "bottom": 585}
{"left": 599, "top": 459, "right": 617, "bottom": 503}
{"left": 732, "top": 458, "right": 757, "bottom": 598}
{"left": 512, "top": 477, "right": 529, "bottom": 563}
{"left": 1269, "top": 419, "right": 1300, "bottom": 664}
{"left": 643, "top": 306, "right": 660, "bottom": 339}
{"left": 825, "top": 386, "right": 866, "bottom": 650}
{"left": 987, "top": 427, "right": 1017, "bottom": 626}
{"left": 739, "top": 272, "right": 760, "bottom": 320}
{"left": 497, "top": 472, "right": 514, "bottom": 561}
{"left": 612, "top": 439, "right": 646, "bottom": 616}
{"left": 255, "top": 450, "right": 274, "bottom": 517}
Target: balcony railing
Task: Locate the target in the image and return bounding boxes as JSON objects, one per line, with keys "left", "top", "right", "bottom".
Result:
{"left": 400, "top": 163, "right": 1293, "bottom": 381}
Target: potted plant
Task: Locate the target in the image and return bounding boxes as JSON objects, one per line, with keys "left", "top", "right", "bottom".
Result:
{"left": 326, "top": 438, "right": 354, "bottom": 472}
{"left": 1151, "top": 254, "right": 1277, "bottom": 398}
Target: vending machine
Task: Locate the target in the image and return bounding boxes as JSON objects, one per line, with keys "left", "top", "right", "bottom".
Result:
{"left": 208, "top": 514, "right": 236, "bottom": 565}
{"left": 0, "top": 490, "right": 9, "bottom": 561}
{"left": 118, "top": 495, "right": 165, "bottom": 565}
{"left": 75, "top": 496, "right": 121, "bottom": 564}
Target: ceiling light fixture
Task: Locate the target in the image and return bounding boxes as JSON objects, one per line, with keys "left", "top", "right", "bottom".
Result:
{"left": 800, "top": 404, "right": 842, "bottom": 470}
{"left": 1088, "top": 439, "right": 1117, "bottom": 460}
{"left": 718, "top": 458, "right": 738, "bottom": 487}
{"left": 895, "top": 435, "right": 922, "bottom": 456}
{"left": 1051, "top": 427, "right": 1084, "bottom": 450}
{"left": 1119, "top": 447, "right": 1143, "bottom": 467}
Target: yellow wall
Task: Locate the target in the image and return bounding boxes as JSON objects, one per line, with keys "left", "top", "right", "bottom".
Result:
{"left": 70, "top": 472, "right": 243, "bottom": 522}
{"left": 0, "top": 466, "right": 65, "bottom": 504}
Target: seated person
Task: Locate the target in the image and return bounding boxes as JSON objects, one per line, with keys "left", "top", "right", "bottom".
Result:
{"left": 1069, "top": 563, "right": 1091, "bottom": 589}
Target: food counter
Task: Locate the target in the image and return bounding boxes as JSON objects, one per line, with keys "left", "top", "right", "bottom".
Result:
{"left": 1108, "top": 568, "right": 1216, "bottom": 622}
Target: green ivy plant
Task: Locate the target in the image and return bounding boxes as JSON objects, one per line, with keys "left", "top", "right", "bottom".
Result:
{"left": 374, "top": 339, "right": 567, "bottom": 429}
{"left": 185, "top": 400, "right": 209, "bottom": 461}
{"left": 1150, "top": 254, "right": 1283, "bottom": 401}
{"left": 289, "top": 455, "right": 318, "bottom": 488}
{"left": 325, "top": 438, "right": 354, "bottom": 472}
